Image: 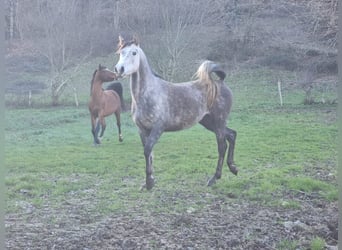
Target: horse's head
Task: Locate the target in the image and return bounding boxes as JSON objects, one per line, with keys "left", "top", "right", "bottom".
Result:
{"left": 97, "top": 64, "right": 117, "bottom": 82}
{"left": 114, "top": 36, "right": 140, "bottom": 77}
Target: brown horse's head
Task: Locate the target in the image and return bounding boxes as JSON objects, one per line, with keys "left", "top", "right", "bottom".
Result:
{"left": 90, "top": 65, "right": 118, "bottom": 95}
{"left": 96, "top": 64, "right": 118, "bottom": 82}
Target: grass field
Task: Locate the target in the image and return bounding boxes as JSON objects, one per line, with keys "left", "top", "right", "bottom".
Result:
{"left": 5, "top": 68, "right": 338, "bottom": 249}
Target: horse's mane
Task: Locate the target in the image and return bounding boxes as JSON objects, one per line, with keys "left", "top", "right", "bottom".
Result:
{"left": 90, "top": 65, "right": 109, "bottom": 96}
{"left": 152, "top": 71, "right": 164, "bottom": 79}
{"left": 90, "top": 69, "right": 97, "bottom": 96}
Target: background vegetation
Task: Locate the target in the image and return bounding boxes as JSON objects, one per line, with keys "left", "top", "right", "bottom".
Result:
{"left": 5, "top": 0, "right": 337, "bottom": 107}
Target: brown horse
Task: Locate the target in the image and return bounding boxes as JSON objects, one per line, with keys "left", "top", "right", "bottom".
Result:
{"left": 114, "top": 36, "right": 237, "bottom": 190}
{"left": 89, "top": 64, "right": 123, "bottom": 145}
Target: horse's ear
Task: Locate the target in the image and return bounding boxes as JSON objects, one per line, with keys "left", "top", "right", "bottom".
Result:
{"left": 99, "top": 64, "right": 102, "bottom": 70}
{"left": 132, "top": 35, "right": 139, "bottom": 46}
{"left": 118, "top": 35, "right": 124, "bottom": 47}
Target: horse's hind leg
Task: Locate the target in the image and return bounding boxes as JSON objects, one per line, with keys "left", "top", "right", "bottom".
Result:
{"left": 200, "top": 114, "right": 237, "bottom": 186}
{"left": 199, "top": 115, "right": 229, "bottom": 186}
{"left": 225, "top": 127, "right": 238, "bottom": 175}
{"left": 115, "top": 111, "right": 123, "bottom": 142}
{"left": 207, "top": 130, "right": 227, "bottom": 186}
{"left": 99, "top": 117, "right": 106, "bottom": 138}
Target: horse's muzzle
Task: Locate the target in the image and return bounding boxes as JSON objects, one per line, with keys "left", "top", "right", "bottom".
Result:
{"left": 115, "top": 65, "right": 125, "bottom": 77}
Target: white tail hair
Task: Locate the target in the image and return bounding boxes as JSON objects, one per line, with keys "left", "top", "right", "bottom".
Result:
{"left": 194, "top": 60, "right": 224, "bottom": 108}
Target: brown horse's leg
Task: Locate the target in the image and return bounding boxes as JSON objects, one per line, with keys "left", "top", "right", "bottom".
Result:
{"left": 207, "top": 130, "right": 227, "bottom": 186}
{"left": 99, "top": 117, "right": 106, "bottom": 138}
{"left": 115, "top": 111, "right": 123, "bottom": 142}
{"left": 225, "top": 127, "right": 238, "bottom": 175}
{"left": 91, "top": 116, "right": 101, "bottom": 145}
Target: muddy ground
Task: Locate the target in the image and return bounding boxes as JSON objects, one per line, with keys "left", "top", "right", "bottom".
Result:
{"left": 6, "top": 192, "right": 338, "bottom": 250}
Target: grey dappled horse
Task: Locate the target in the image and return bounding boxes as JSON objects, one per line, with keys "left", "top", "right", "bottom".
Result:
{"left": 114, "top": 36, "right": 237, "bottom": 190}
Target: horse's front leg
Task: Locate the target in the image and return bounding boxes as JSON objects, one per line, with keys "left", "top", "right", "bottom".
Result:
{"left": 115, "top": 111, "right": 123, "bottom": 142}
{"left": 91, "top": 116, "right": 101, "bottom": 145}
{"left": 140, "top": 128, "right": 163, "bottom": 190}
{"left": 207, "top": 131, "right": 227, "bottom": 186}
{"left": 99, "top": 117, "right": 106, "bottom": 138}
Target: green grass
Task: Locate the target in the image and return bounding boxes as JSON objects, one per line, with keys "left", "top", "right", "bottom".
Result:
{"left": 276, "top": 239, "right": 298, "bottom": 250}
{"left": 5, "top": 68, "right": 337, "bottom": 216}
{"left": 310, "top": 237, "right": 326, "bottom": 250}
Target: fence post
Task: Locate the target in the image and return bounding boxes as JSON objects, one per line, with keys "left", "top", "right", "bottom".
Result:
{"left": 74, "top": 88, "right": 79, "bottom": 107}
{"left": 28, "top": 90, "right": 32, "bottom": 107}
{"left": 277, "top": 79, "right": 283, "bottom": 106}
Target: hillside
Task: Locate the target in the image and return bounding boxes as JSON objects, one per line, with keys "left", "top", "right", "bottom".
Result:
{"left": 5, "top": 0, "right": 337, "bottom": 107}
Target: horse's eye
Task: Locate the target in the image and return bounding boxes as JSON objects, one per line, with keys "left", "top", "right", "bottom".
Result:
{"left": 132, "top": 51, "right": 137, "bottom": 56}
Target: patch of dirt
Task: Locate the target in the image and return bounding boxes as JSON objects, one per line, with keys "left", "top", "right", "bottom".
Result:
{"left": 6, "top": 196, "right": 338, "bottom": 249}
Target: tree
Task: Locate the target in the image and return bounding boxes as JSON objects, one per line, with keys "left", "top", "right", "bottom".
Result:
{"left": 146, "top": 0, "right": 216, "bottom": 81}
{"left": 5, "top": 0, "right": 19, "bottom": 40}
{"left": 35, "top": 0, "right": 92, "bottom": 105}
{"left": 307, "top": 0, "right": 338, "bottom": 48}
{"left": 14, "top": 0, "right": 101, "bottom": 105}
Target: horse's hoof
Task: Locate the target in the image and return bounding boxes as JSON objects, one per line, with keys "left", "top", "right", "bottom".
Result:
{"left": 207, "top": 176, "right": 217, "bottom": 186}
{"left": 229, "top": 165, "right": 238, "bottom": 175}
{"left": 140, "top": 176, "right": 155, "bottom": 191}
{"left": 119, "top": 137, "right": 123, "bottom": 142}
{"left": 146, "top": 176, "right": 155, "bottom": 190}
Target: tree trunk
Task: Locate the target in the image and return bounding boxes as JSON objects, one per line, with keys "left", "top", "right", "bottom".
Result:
{"left": 9, "top": 0, "right": 15, "bottom": 40}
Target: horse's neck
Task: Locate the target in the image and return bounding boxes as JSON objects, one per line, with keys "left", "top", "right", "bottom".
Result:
{"left": 130, "top": 52, "right": 155, "bottom": 101}
{"left": 91, "top": 79, "right": 104, "bottom": 97}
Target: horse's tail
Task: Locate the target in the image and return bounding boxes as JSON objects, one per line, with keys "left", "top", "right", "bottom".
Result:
{"left": 194, "top": 60, "right": 226, "bottom": 108}
{"left": 106, "top": 82, "right": 125, "bottom": 110}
